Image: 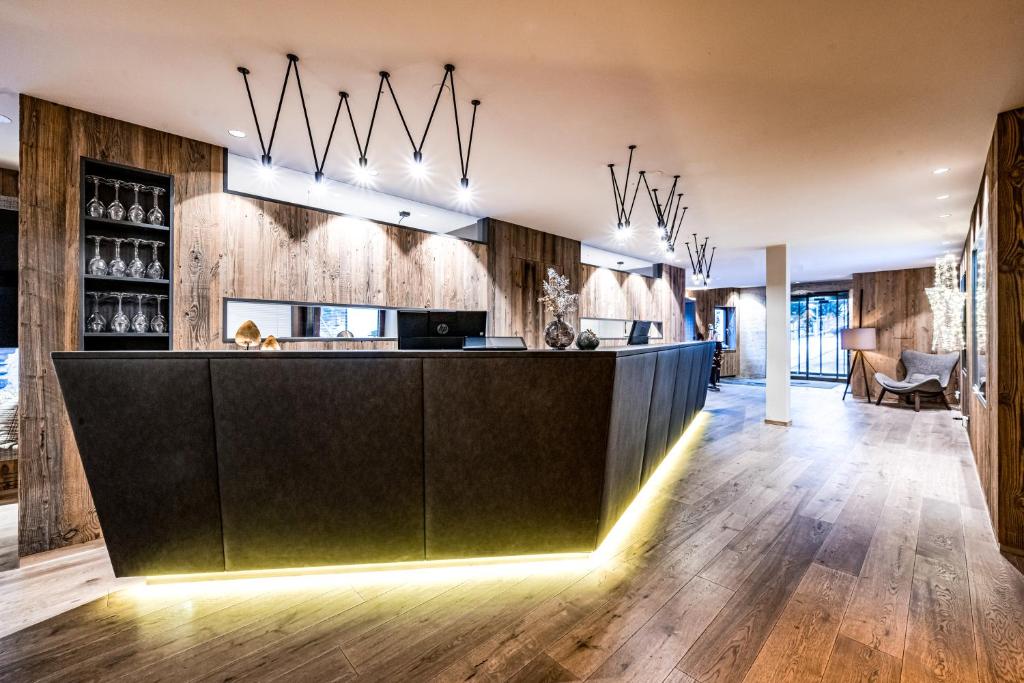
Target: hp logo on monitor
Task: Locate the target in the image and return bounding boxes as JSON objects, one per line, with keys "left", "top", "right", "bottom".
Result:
{"left": 436, "top": 323, "right": 450, "bottom": 335}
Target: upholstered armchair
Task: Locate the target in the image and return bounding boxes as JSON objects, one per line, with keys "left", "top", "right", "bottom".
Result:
{"left": 873, "top": 349, "right": 959, "bottom": 411}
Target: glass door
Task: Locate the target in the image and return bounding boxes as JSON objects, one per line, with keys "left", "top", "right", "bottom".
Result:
{"left": 790, "top": 291, "right": 850, "bottom": 380}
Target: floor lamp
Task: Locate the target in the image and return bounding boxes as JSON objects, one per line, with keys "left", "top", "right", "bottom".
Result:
{"left": 841, "top": 327, "right": 876, "bottom": 401}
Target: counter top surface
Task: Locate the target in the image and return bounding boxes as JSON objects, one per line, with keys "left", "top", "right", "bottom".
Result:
{"left": 53, "top": 342, "right": 702, "bottom": 360}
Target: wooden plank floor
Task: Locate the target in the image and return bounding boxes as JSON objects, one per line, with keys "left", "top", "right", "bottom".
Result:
{"left": 2, "top": 384, "right": 1023, "bottom": 682}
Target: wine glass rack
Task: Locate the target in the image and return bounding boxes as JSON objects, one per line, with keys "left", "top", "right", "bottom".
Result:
{"left": 78, "top": 157, "right": 174, "bottom": 350}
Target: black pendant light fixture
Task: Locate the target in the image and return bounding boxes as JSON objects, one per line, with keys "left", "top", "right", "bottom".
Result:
{"left": 236, "top": 56, "right": 481, "bottom": 193}
{"left": 685, "top": 233, "right": 716, "bottom": 286}
{"left": 605, "top": 143, "right": 700, "bottom": 263}
{"left": 641, "top": 172, "right": 686, "bottom": 252}
{"left": 608, "top": 145, "right": 642, "bottom": 231}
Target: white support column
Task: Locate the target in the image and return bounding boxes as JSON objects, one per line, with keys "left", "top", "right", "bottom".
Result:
{"left": 765, "top": 244, "right": 791, "bottom": 425}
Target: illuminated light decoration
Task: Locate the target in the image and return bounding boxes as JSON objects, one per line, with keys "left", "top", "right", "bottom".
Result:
{"left": 925, "top": 253, "right": 966, "bottom": 353}
{"left": 228, "top": 129, "right": 246, "bottom": 138}
{"left": 141, "top": 412, "right": 710, "bottom": 588}
{"left": 455, "top": 182, "right": 474, "bottom": 205}
{"left": 607, "top": 145, "right": 643, "bottom": 231}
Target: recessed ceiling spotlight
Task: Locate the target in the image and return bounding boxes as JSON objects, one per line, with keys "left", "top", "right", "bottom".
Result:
{"left": 939, "top": 213, "right": 952, "bottom": 218}
{"left": 936, "top": 194, "right": 950, "bottom": 200}
{"left": 933, "top": 167, "right": 950, "bottom": 175}
{"left": 228, "top": 129, "right": 246, "bottom": 138}
{"left": 0, "top": 115, "right": 11, "bottom": 125}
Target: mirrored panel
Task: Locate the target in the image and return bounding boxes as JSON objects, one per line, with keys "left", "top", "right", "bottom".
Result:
{"left": 224, "top": 298, "right": 399, "bottom": 341}
{"left": 579, "top": 317, "right": 663, "bottom": 340}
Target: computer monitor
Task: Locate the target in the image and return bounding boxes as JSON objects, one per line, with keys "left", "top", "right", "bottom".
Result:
{"left": 627, "top": 320, "right": 652, "bottom": 345}
{"left": 397, "top": 309, "right": 487, "bottom": 350}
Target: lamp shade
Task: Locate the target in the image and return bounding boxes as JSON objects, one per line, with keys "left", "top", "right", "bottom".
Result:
{"left": 841, "top": 327, "right": 876, "bottom": 351}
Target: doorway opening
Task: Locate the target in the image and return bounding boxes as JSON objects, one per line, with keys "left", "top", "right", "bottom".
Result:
{"left": 790, "top": 291, "right": 849, "bottom": 381}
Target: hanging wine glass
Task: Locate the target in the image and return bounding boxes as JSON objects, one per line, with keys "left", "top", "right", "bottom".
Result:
{"left": 146, "top": 240, "right": 165, "bottom": 280}
{"left": 86, "top": 292, "right": 107, "bottom": 333}
{"left": 127, "top": 238, "right": 145, "bottom": 279}
{"left": 85, "top": 176, "right": 105, "bottom": 218}
{"left": 150, "top": 295, "right": 167, "bottom": 334}
{"left": 127, "top": 183, "right": 146, "bottom": 223}
{"left": 86, "top": 235, "right": 108, "bottom": 276}
{"left": 108, "top": 238, "right": 127, "bottom": 277}
{"left": 109, "top": 292, "right": 130, "bottom": 333}
{"left": 147, "top": 187, "right": 165, "bottom": 225}
{"left": 106, "top": 180, "right": 126, "bottom": 221}
{"left": 131, "top": 293, "right": 148, "bottom": 333}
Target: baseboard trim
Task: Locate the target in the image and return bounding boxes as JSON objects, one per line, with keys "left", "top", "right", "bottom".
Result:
{"left": 764, "top": 418, "right": 792, "bottom": 427}
{"left": 1000, "top": 543, "right": 1024, "bottom": 558}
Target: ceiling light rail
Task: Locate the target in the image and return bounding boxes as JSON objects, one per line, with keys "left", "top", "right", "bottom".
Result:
{"left": 236, "top": 56, "right": 482, "bottom": 191}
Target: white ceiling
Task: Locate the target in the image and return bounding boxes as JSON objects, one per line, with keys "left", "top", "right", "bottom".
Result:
{"left": 1, "top": 0, "right": 1022, "bottom": 287}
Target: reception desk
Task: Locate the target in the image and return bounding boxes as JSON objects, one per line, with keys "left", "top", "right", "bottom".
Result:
{"left": 52, "top": 342, "right": 715, "bottom": 577}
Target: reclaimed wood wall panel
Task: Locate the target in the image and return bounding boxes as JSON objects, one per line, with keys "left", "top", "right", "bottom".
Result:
{"left": 486, "top": 218, "right": 580, "bottom": 348}
{"left": 687, "top": 287, "right": 740, "bottom": 376}
{"left": 578, "top": 264, "right": 687, "bottom": 345}
{"left": 216, "top": 196, "right": 487, "bottom": 350}
{"left": 18, "top": 96, "right": 222, "bottom": 555}
{"left": 17, "top": 97, "right": 488, "bottom": 556}
{"left": 994, "top": 108, "right": 1024, "bottom": 551}
{"left": 0, "top": 169, "right": 17, "bottom": 197}
{"left": 849, "top": 267, "right": 956, "bottom": 403}
{"left": 966, "top": 139, "right": 999, "bottom": 532}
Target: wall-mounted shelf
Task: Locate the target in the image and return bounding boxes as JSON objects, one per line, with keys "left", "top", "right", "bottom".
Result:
{"left": 79, "top": 158, "right": 174, "bottom": 351}
{"left": 84, "top": 274, "right": 170, "bottom": 286}
{"left": 84, "top": 215, "right": 170, "bottom": 232}
{"left": 84, "top": 332, "right": 170, "bottom": 338}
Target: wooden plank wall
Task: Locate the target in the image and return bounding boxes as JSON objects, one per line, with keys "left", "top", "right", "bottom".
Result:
{"left": 966, "top": 107, "right": 1024, "bottom": 552}
{"left": 486, "top": 218, "right": 580, "bottom": 348}
{"left": 848, "top": 267, "right": 959, "bottom": 403}
{"left": 577, "top": 263, "right": 687, "bottom": 345}
{"left": 18, "top": 96, "right": 221, "bottom": 555}
{"left": 16, "top": 96, "right": 488, "bottom": 556}
{"left": 993, "top": 108, "right": 1024, "bottom": 552}
{"left": 687, "top": 288, "right": 740, "bottom": 376}
{"left": 214, "top": 197, "right": 487, "bottom": 350}
{"left": 964, "top": 137, "right": 998, "bottom": 535}
{"left": 0, "top": 169, "right": 17, "bottom": 197}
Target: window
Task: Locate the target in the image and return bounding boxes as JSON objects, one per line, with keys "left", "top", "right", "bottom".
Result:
{"left": 223, "top": 298, "right": 398, "bottom": 341}
{"left": 971, "top": 182, "right": 988, "bottom": 400}
{"left": 578, "top": 318, "right": 663, "bottom": 340}
{"left": 713, "top": 306, "right": 736, "bottom": 350}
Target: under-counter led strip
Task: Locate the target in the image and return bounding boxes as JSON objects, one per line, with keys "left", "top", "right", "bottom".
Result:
{"left": 143, "top": 412, "right": 709, "bottom": 590}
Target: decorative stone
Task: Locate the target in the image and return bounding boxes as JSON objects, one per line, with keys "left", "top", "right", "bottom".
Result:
{"left": 544, "top": 315, "right": 576, "bottom": 350}
{"left": 576, "top": 328, "right": 600, "bottom": 350}
{"left": 234, "top": 320, "right": 261, "bottom": 350}
{"left": 260, "top": 335, "right": 282, "bottom": 351}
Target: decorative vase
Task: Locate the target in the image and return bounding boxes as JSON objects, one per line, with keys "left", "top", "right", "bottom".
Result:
{"left": 544, "top": 314, "right": 576, "bottom": 350}
{"left": 576, "top": 328, "right": 600, "bottom": 350}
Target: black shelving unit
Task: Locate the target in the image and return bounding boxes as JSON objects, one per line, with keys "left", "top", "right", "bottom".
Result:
{"left": 79, "top": 158, "right": 174, "bottom": 351}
